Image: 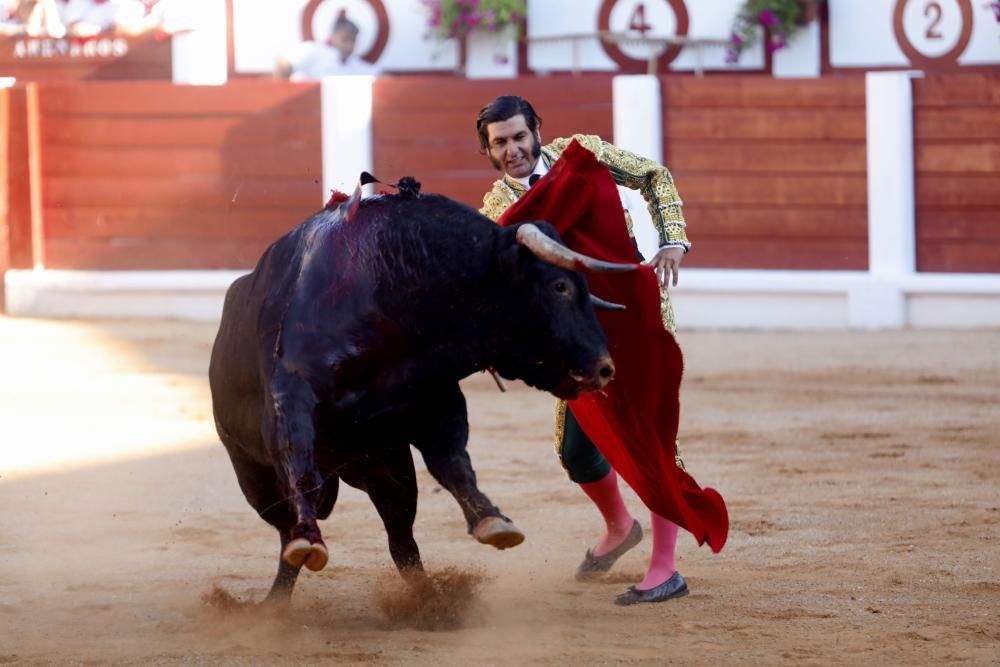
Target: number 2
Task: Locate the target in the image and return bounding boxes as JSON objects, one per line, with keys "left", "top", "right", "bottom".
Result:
{"left": 924, "top": 1, "right": 943, "bottom": 39}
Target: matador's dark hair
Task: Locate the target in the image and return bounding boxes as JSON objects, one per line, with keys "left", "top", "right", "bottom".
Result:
{"left": 475, "top": 95, "right": 542, "bottom": 153}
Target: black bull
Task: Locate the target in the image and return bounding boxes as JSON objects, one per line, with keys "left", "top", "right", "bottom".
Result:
{"left": 209, "top": 187, "right": 635, "bottom": 602}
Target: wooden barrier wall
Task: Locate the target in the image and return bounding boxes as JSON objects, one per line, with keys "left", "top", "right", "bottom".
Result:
{"left": 7, "top": 81, "right": 322, "bottom": 270}
{"left": 661, "top": 76, "right": 869, "bottom": 270}
{"left": 913, "top": 75, "right": 1000, "bottom": 273}
{"left": 371, "top": 76, "right": 615, "bottom": 210}
{"left": 1, "top": 75, "right": 996, "bottom": 277}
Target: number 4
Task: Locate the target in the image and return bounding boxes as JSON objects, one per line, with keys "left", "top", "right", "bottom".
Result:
{"left": 629, "top": 2, "right": 653, "bottom": 35}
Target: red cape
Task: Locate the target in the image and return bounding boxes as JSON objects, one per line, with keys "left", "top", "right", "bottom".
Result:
{"left": 498, "top": 141, "right": 728, "bottom": 552}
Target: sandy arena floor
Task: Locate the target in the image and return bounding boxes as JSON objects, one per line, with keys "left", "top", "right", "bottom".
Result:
{"left": 0, "top": 316, "right": 997, "bottom": 666}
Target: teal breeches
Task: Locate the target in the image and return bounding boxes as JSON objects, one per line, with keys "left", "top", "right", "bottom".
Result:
{"left": 558, "top": 406, "right": 613, "bottom": 484}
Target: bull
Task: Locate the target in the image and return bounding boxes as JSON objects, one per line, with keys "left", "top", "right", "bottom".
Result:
{"left": 208, "top": 178, "right": 634, "bottom": 603}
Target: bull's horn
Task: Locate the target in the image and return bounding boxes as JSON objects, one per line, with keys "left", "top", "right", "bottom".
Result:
{"left": 590, "top": 294, "right": 626, "bottom": 311}
{"left": 515, "top": 224, "right": 638, "bottom": 273}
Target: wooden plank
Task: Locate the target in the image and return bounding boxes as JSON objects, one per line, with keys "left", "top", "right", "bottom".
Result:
{"left": 36, "top": 81, "right": 321, "bottom": 116}
{"left": 373, "top": 109, "right": 487, "bottom": 143}
{"left": 6, "top": 87, "right": 32, "bottom": 268}
{"left": 673, "top": 173, "right": 868, "bottom": 207}
{"left": 41, "top": 115, "right": 322, "bottom": 147}
{"left": 681, "top": 205, "right": 868, "bottom": 238}
{"left": 41, "top": 144, "right": 322, "bottom": 178}
{"left": 0, "top": 61, "right": 172, "bottom": 83}
{"left": 42, "top": 175, "right": 322, "bottom": 209}
{"left": 43, "top": 238, "right": 272, "bottom": 270}
{"left": 915, "top": 142, "right": 1000, "bottom": 174}
{"left": 667, "top": 140, "right": 867, "bottom": 174}
{"left": 43, "top": 207, "right": 314, "bottom": 241}
{"left": 916, "top": 209, "right": 1000, "bottom": 239}
{"left": 915, "top": 175, "right": 1000, "bottom": 207}
{"left": 917, "top": 241, "right": 1000, "bottom": 273}
{"left": 662, "top": 76, "right": 866, "bottom": 109}
{"left": 664, "top": 108, "right": 866, "bottom": 141}
{"left": 372, "top": 76, "right": 615, "bottom": 111}
{"left": 374, "top": 108, "right": 613, "bottom": 145}
{"left": 373, "top": 143, "right": 492, "bottom": 174}
{"left": 682, "top": 237, "right": 868, "bottom": 270}
{"left": 914, "top": 108, "right": 1000, "bottom": 140}
{"left": 913, "top": 75, "right": 1000, "bottom": 107}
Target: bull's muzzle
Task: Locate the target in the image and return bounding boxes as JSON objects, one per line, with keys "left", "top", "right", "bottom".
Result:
{"left": 569, "top": 354, "right": 616, "bottom": 392}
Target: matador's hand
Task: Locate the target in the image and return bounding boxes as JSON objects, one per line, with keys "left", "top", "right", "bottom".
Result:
{"left": 646, "top": 246, "right": 685, "bottom": 289}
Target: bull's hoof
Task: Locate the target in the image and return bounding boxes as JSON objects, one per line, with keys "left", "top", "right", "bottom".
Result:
{"left": 283, "top": 538, "right": 329, "bottom": 571}
{"left": 472, "top": 516, "right": 525, "bottom": 550}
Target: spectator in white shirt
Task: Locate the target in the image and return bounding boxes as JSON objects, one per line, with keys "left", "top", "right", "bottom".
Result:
{"left": 115, "top": 0, "right": 196, "bottom": 37}
{"left": 276, "top": 14, "right": 379, "bottom": 80}
{"left": 61, "top": 0, "right": 143, "bottom": 38}
{"left": 0, "top": 0, "right": 66, "bottom": 37}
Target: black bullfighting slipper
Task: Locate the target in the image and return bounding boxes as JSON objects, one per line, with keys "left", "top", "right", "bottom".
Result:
{"left": 575, "top": 519, "right": 643, "bottom": 581}
{"left": 613, "top": 572, "right": 689, "bottom": 606}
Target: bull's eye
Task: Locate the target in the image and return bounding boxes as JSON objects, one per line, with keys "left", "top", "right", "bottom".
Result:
{"left": 553, "top": 280, "right": 569, "bottom": 295}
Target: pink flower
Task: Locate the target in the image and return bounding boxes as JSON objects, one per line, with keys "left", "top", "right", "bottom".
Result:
{"left": 766, "top": 33, "right": 787, "bottom": 53}
{"left": 758, "top": 8, "right": 779, "bottom": 27}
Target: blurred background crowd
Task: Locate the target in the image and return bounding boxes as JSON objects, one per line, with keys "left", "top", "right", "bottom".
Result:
{"left": 0, "top": 0, "right": 185, "bottom": 39}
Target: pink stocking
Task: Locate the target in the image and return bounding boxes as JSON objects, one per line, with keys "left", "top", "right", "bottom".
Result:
{"left": 637, "top": 512, "right": 679, "bottom": 590}
{"left": 579, "top": 470, "right": 635, "bottom": 557}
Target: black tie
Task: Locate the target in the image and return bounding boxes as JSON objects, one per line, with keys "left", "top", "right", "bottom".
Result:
{"left": 528, "top": 174, "right": 540, "bottom": 187}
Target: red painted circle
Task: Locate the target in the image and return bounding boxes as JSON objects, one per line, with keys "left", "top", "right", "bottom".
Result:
{"left": 597, "top": 0, "right": 690, "bottom": 73}
{"left": 892, "top": 0, "right": 973, "bottom": 69}
{"left": 301, "top": 0, "right": 390, "bottom": 64}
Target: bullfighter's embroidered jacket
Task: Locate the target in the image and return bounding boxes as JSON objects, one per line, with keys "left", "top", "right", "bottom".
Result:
{"left": 479, "top": 134, "right": 691, "bottom": 254}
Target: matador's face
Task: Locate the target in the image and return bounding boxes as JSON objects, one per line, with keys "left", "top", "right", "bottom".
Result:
{"left": 485, "top": 114, "right": 542, "bottom": 179}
